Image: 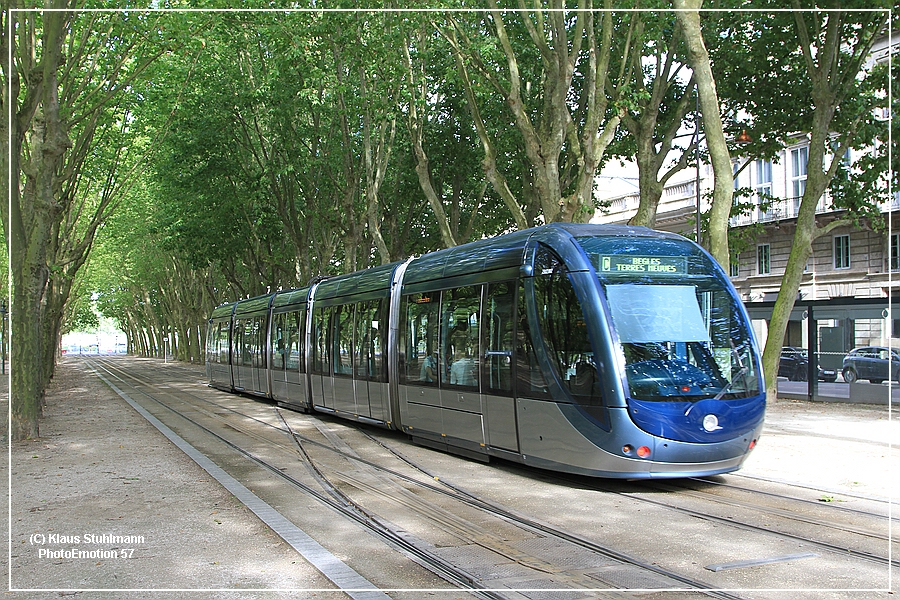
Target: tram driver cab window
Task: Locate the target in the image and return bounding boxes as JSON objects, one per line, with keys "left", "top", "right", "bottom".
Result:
{"left": 532, "top": 244, "right": 602, "bottom": 406}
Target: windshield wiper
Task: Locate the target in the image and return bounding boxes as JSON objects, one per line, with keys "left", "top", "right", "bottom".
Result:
{"left": 714, "top": 366, "right": 748, "bottom": 400}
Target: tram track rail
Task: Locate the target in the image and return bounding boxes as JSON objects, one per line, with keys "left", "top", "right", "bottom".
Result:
{"left": 84, "top": 358, "right": 505, "bottom": 599}
{"left": 85, "top": 357, "right": 747, "bottom": 599}
{"left": 357, "top": 428, "right": 899, "bottom": 576}
{"left": 688, "top": 474, "right": 893, "bottom": 523}
{"left": 652, "top": 479, "right": 889, "bottom": 541}
{"left": 719, "top": 472, "right": 894, "bottom": 507}
{"left": 616, "top": 483, "right": 897, "bottom": 570}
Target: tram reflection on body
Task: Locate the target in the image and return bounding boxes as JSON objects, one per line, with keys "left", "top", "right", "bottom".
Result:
{"left": 206, "top": 224, "right": 765, "bottom": 479}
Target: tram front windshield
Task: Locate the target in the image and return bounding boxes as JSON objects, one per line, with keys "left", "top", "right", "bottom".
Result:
{"left": 576, "top": 235, "right": 761, "bottom": 402}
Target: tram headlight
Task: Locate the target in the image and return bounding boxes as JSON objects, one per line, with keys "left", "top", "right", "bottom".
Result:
{"left": 702, "top": 414, "right": 722, "bottom": 432}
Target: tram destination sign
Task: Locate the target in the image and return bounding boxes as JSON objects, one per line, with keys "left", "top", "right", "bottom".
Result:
{"left": 595, "top": 255, "right": 687, "bottom": 275}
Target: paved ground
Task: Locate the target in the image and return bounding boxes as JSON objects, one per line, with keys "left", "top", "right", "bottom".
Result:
{"left": 2, "top": 358, "right": 337, "bottom": 598}
{"left": 740, "top": 392, "right": 897, "bottom": 501}
{"left": 2, "top": 356, "right": 897, "bottom": 597}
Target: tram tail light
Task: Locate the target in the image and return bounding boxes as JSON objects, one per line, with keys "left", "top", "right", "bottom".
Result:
{"left": 623, "top": 444, "right": 652, "bottom": 459}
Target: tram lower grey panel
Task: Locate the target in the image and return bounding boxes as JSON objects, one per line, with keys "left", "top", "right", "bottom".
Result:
{"left": 482, "top": 394, "right": 518, "bottom": 452}
{"left": 403, "top": 401, "right": 443, "bottom": 434}
{"left": 441, "top": 407, "right": 484, "bottom": 446}
{"left": 333, "top": 376, "right": 354, "bottom": 414}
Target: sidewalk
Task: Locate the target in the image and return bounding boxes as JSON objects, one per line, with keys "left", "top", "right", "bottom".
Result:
{"left": 2, "top": 357, "right": 332, "bottom": 596}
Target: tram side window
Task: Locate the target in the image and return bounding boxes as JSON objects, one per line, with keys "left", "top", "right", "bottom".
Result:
{"left": 442, "top": 286, "right": 480, "bottom": 389}
{"left": 355, "top": 299, "right": 385, "bottom": 382}
{"left": 233, "top": 319, "right": 251, "bottom": 366}
{"left": 373, "top": 300, "right": 385, "bottom": 382}
{"left": 244, "top": 319, "right": 255, "bottom": 366}
{"left": 206, "top": 323, "right": 217, "bottom": 363}
{"left": 484, "top": 282, "right": 514, "bottom": 395}
{"left": 272, "top": 314, "right": 286, "bottom": 371}
{"left": 253, "top": 316, "right": 267, "bottom": 369}
{"left": 245, "top": 319, "right": 255, "bottom": 367}
{"left": 218, "top": 322, "right": 229, "bottom": 364}
{"left": 311, "top": 308, "right": 331, "bottom": 375}
{"left": 533, "top": 247, "right": 600, "bottom": 405}
{"left": 231, "top": 320, "right": 240, "bottom": 366}
{"left": 287, "top": 309, "right": 305, "bottom": 373}
{"left": 243, "top": 319, "right": 253, "bottom": 367}
{"left": 403, "top": 293, "right": 439, "bottom": 386}
{"left": 517, "top": 281, "right": 550, "bottom": 398}
{"left": 207, "top": 322, "right": 225, "bottom": 364}
{"left": 334, "top": 304, "right": 354, "bottom": 377}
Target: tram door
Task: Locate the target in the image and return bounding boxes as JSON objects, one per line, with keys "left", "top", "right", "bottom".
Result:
{"left": 332, "top": 304, "right": 355, "bottom": 414}
{"left": 353, "top": 299, "right": 387, "bottom": 422}
{"left": 270, "top": 309, "right": 308, "bottom": 409}
{"left": 400, "top": 293, "right": 443, "bottom": 433}
{"left": 232, "top": 318, "right": 250, "bottom": 390}
{"left": 439, "top": 286, "right": 486, "bottom": 448}
{"left": 310, "top": 307, "right": 335, "bottom": 410}
{"left": 233, "top": 315, "right": 266, "bottom": 395}
{"left": 481, "top": 282, "right": 519, "bottom": 452}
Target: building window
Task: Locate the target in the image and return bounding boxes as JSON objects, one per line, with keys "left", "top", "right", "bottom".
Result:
{"left": 833, "top": 235, "right": 850, "bottom": 269}
{"left": 757, "top": 244, "right": 770, "bottom": 275}
{"left": 756, "top": 159, "right": 773, "bottom": 198}
{"left": 730, "top": 261, "right": 740, "bottom": 278}
{"left": 891, "top": 233, "right": 899, "bottom": 271}
{"left": 755, "top": 160, "right": 773, "bottom": 220}
{"left": 791, "top": 147, "right": 808, "bottom": 199}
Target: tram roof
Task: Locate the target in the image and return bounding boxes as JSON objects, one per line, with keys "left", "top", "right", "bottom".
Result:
{"left": 403, "top": 223, "right": 668, "bottom": 285}
{"left": 209, "top": 303, "right": 236, "bottom": 320}
{"left": 313, "top": 261, "right": 403, "bottom": 302}
{"left": 208, "top": 224, "right": 684, "bottom": 318}
{"left": 271, "top": 287, "right": 310, "bottom": 310}
{"left": 233, "top": 293, "right": 275, "bottom": 317}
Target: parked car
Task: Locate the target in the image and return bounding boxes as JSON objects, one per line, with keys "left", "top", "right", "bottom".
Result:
{"left": 779, "top": 347, "right": 838, "bottom": 383}
{"left": 841, "top": 346, "right": 900, "bottom": 384}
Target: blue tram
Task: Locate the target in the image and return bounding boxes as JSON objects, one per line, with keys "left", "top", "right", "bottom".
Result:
{"left": 206, "top": 224, "right": 765, "bottom": 478}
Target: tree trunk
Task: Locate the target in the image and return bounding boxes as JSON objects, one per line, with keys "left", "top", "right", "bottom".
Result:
{"left": 759, "top": 5, "right": 886, "bottom": 394}
{"left": 762, "top": 109, "right": 836, "bottom": 398}
{"left": 11, "top": 280, "right": 43, "bottom": 440}
{"left": 8, "top": 8, "right": 71, "bottom": 439}
{"left": 674, "top": 0, "right": 733, "bottom": 268}
{"left": 445, "top": 2, "right": 618, "bottom": 228}
{"left": 628, "top": 183, "right": 664, "bottom": 228}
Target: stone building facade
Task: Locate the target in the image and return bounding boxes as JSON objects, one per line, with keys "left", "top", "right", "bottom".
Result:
{"left": 591, "top": 155, "right": 898, "bottom": 353}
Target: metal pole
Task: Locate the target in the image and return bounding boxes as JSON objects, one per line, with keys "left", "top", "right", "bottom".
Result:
{"left": 1, "top": 300, "right": 6, "bottom": 375}
{"left": 807, "top": 304, "right": 817, "bottom": 402}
